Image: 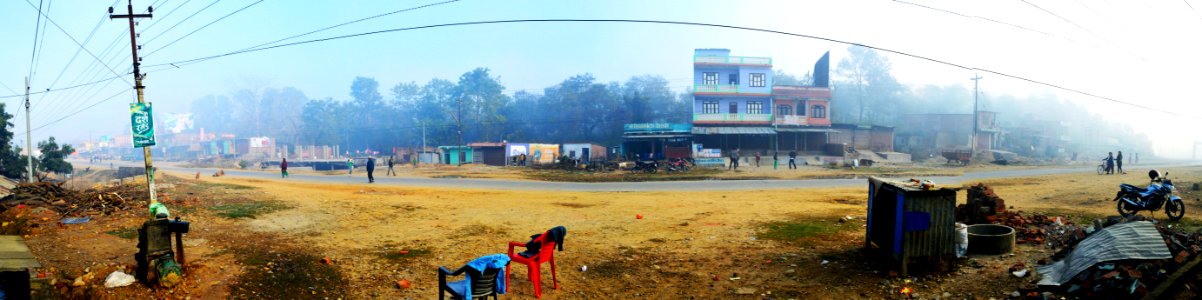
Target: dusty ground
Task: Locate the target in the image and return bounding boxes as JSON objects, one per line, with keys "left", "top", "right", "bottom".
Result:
{"left": 17, "top": 164, "right": 1202, "bottom": 299}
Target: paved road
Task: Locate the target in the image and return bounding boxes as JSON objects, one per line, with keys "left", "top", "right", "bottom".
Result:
{"left": 79, "top": 160, "right": 1196, "bottom": 192}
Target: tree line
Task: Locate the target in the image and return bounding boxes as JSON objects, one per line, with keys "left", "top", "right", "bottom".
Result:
{"left": 189, "top": 68, "right": 690, "bottom": 153}
{"left": 0, "top": 104, "right": 76, "bottom": 180}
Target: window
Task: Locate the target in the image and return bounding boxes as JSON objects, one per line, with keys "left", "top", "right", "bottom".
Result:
{"left": 703, "top": 101, "right": 719, "bottom": 114}
{"left": 702, "top": 72, "right": 718, "bottom": 85}
{"left": 798, "top": 100, "right": 806, "bottom": 116}
{"left": 729, "top": 102, "right": 738, "bottom": 114}
{"left": 749, "top": 73, "right": 766, "bottom": 87}
{"left": 747, "top": 101, "right": 763, "bottom": 114}
{"left": 777, "top": 105, "right": 791, "bottom": 116}
{"left": 812, "top": 105, "right": 826, "bottom": 118}
{"left": 728, "top": 74, "right": 739, "bottom": 85}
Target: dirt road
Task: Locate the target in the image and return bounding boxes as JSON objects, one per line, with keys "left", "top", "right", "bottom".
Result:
{"left": 79, "top": 160, "right": 1197, "bottom": 191}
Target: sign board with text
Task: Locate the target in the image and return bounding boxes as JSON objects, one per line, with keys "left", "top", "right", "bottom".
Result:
{"left": 130, "top": 102, "right": 156, "bottom": 148}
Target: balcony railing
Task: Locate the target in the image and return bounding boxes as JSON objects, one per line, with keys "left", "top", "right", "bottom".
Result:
{"left": 691, "top": 85, "right": 769, "bottom": 94}
{"left": 774, "top": 115, "right": 807, "bottom": 126}
{"left": 694, "top": 55, "right": 773, "bottom": 65}
{"left": 694, "top": 113, "right": 773, "bottom": 123}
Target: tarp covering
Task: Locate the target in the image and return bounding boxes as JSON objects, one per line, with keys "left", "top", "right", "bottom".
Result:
{"left": 691, "top": 127, "right": 775, "bottom": 135}
{"left": 1036, "top": 221, "right": 1171, "bottom": 286}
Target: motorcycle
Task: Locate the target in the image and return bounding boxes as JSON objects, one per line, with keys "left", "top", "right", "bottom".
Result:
{"left": 1114, "top": 170, "right": 1185, "bottom": 221}
{"left": 629, "top": 160, "right": 658, "bottom": 174}
{"left": 665, "top": 158, "right": 691, "bottom": 173}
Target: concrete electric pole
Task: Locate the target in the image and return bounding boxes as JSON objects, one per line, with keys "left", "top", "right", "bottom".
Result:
{"left": 970, "top": 74, "right": 982, "bottom": 153}
{"left": 110, "top": 0, "right": 158, "bottom": 209}
{"left": 24, "top": 77, "right": 32, "bottom": 183}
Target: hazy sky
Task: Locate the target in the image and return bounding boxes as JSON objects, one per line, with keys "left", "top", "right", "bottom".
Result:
{"left": 1, "top": 0, "right": 1200, "bottom": 157}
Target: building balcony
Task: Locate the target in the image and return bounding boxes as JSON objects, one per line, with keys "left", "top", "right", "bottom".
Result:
{"left": 694, "top": 55, "right": 772, "bottom": 66}
{"left": 690, "top": 85, "right": 770, "bottom": 95}
{"left": 774, "top": 115, "right": 808, "bottom": 126}
{"left": 693, "top": 113, "right": 773, "bottom": 123}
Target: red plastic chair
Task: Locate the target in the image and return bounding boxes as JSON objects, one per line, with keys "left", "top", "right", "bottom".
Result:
{"left": 506, "top": 232, "right": 559, "bottom": 298}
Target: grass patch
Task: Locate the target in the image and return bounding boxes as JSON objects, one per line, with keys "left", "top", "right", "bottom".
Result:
{"left": 553, "top": 202, "right": 594, "bottom": 208}
{"left": 227, "top": 243, "right": 348, "bottom": 300}
{"left": 195, "top": 182, "right": 256, "bottom": 190}
{"left": 381, "top": 248, "right": 432, "bottom": 261}
{"left": 456, "top": 224, "right": 508, "bottom": 237}
{"left": 105, "top": 227, "right": 139, "bottom": 239}
{"left": 757, "top": 219, "right": 851, "bottom": 242}
{"left": 209, "top": 200, "right": 290, "bottom": 219}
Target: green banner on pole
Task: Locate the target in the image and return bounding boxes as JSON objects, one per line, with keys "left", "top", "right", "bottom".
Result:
{"left": 130, "top": 102, "right": 156, "bottom": 148}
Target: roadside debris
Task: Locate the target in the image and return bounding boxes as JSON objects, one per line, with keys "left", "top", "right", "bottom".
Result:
{"left": 104, "top": 271, "right": 136, "bottom": 288}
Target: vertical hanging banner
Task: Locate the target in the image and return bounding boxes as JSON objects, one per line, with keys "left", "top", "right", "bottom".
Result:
{"left": 130, "top": 102, "right": 156, "bottom": 147}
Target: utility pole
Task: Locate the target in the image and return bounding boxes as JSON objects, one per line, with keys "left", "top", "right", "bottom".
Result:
{"left": 110, "top": 0, "right": 157, "bottom": 208}
{"left": 970, "top": 74, "right": 982, "bottom": 153}
{"left": 24, "top": 77, "right": 32, "bottom": 183}
{"left": 456, "top": 97, "right": 463, "bottom": 167}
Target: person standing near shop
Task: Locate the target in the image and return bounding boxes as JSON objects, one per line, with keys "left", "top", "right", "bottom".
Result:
{"left": 386, "top": 156, "right": 396, "bottom": 176}
{"left": 366, "top": 156, "right": 376, "bottom": 183}
{"left": 280, "top": 158, "right": 289, "bottom": 178}
{"left": 788, "top": 150, "right": 798, "bottom": 169}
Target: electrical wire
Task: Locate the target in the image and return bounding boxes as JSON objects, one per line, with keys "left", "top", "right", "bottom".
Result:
{"left": 22, "top": 0, "right": 133, "bottom": 87}
{"left": 892, "top": 0, "right": 1094, "bottom": 47}
{"left": 142, "top": 0, "right": 221, "bottom": 45}
{"left": 147, "top": 19, "right": 1198, "bottom": 120}
{"left": 1017, "top": 0, "right": 1147, "bottom": 62}
{"left": 27, "top": 0, "right": 45, "bottom": 81}
{"left": 4, "top": 17, "right": 1196, "bottom": 126}
{"left": 144, "top": 0, "right": 265, "bottom": 58}
{"left": 30, "top": 0, "right": 53, "bottom": 82}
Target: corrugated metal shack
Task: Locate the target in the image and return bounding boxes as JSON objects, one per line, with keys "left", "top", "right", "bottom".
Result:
{"left": 865, "top": 177, "right": 959, "bottom": 275}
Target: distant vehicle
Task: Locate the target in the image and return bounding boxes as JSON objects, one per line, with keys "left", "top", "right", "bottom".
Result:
{"left": 1114, "top": 170, "right": 1184, "bottom": 221}
{"left": 665, "top": 158, "right": 691, "bottom": 173}
{"left": 629, "top": 160, "right": 658, "bottom": 174}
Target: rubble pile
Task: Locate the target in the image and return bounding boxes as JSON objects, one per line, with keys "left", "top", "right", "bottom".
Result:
{"left": 1038, "top": 216, "right": 1202, "bottom": 299}
{"left": 0, "top": 181, "right": 149, "bottom": 216}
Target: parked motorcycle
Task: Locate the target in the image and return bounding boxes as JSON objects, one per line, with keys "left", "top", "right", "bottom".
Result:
{"left": 665, "top": 158, "right": 691, "bottom": 173}
{"left": 629, "top": 160, "right": 658, "bottom": 174}
{"left": 1114, "top": 170, "right": 1185, "bottom": 221}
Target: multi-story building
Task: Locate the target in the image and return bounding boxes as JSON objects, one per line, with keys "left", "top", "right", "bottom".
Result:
{"left": 690, "top": 49, "right": 777, "bottom": 159}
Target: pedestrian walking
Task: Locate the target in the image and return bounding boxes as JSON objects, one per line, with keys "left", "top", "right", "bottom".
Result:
{"left": 1116, "top": 151, "right": 1125, "bottom": 174}
{"left": 1105, "top": 152, "right": 1115, "bottom": 175}
{"left": 366, "top": 156, "right": 376, "bottom": 183}
{"left": 726, "top": 148, "right": 735, "bottom": 170}
{"left": 387, "top": 156, "right": 396, "bottom": 176}
{"left": 280, "top": 158, "right": 289, "bottom": 178}
{"left": 788, "top": 150, "right": 798, "bottom": 169}
{"left": 773, "top": 151, "right": 779, "bottom": 170}
{"left": 754, "top": 152, "right": 761, "bottom": 168}
{"left": 347, "top": 158, "right": 354, "bottom": 175}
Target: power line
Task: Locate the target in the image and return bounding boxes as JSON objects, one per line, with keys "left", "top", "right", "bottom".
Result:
{"left": 1017, "top": 0, "right": 1147, "bottom": 62}
{"left": 141, "top": 0, "right": 192, "bottom": 32}
{"left": 165, "top": 0, "right": 460, "bottom": 68}
{"left": 3, "top": 18, "right": 1195, "bottom": 123}
{"left": 147, "top": 19, "right": 1201, "bottom": 120}
{"left": 22, "top": 0, "right": 133, "bottom": 86}
{"left": 142, "top": 0, "right": 220, "bottom": 45}
{"left": 1185, "top": 0, "right": 1202, "bottom": 21}
{"left": 892, "top": 0, "right": 1096, "bottom": 48}
{"left": 31, "top": 0, "right": 53, "bottom": 83}
{"left": 144, "top": 0, "right": 265, "bottom": 58}
{"left": 37, "top": 5, "right": 112, "bottom": 104}
{"left": 27, "top": 0, "right": 45, "bottom": 81}
{"left": 16, "top": 88, "right": 128, "bottom": 138}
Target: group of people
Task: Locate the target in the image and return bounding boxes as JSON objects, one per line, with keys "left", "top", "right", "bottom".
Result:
{"left": 727, "top": 149, "right": 802, "bottom": 170}
{"left": 280, "top": 155, "right": 400, "bottom": 183}
{"left": 1102, "top": 151, "right": 1135, "bottom": 175}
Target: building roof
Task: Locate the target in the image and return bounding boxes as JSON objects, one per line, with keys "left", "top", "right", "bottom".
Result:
{"left": 467, "top": 142, "right": 505, "bottom": 148}
{"left": 692, "top": 127, "right": 776, "bottom": 135}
